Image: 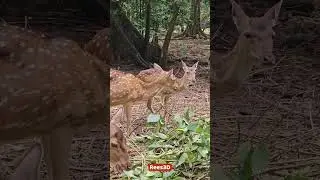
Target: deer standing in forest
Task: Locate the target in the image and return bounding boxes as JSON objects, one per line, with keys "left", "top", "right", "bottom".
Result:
{"left": 137, "top": 61, "right": 199, "bottom": 121}
{"left": 110, "top": 64, "right": 177, "bottom": 134}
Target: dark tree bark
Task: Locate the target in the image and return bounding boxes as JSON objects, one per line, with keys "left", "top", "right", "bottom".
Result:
{"left": 160, "top": 3, "right": 179, "bottom": 68}
{"left": 96, "top": 0, "right": 161, "bottom": 68}
{"left": 183, "top": 0, "right": 207, "bottom": 39}
{"left": 143, "top": 0, "right": 151, "bottom": 59}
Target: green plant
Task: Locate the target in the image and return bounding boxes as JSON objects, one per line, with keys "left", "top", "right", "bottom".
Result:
{"left": 213, "top": 142, "right": 309, "bottom": 180}
{"left": 122, "top": 108, "right": 210, "bottom": 179}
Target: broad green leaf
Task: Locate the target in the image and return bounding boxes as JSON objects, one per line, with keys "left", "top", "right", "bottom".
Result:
{"left": 123, "top": 170, "right": 136, "bottom": 177}
{"left": 156, "top": 133, "right": 168, "bottom": 139}
{"left": 147, "top": 114, "right": 161, "bottom": 123}
{"left": 163, "top": 171, "right": 175, "bottom": 178}
{"left": 238, "top": 142, "right": 251, "bottom": 164}
{"left": 176, "top": 152, "right": 188, "bottom": 167}
{"left": 187, "top": 122, "right": 198, "bottom": 131}
{"left": 198, "top": 147, "right": 209, "bottom": 158}
{"left": 145, "top": 171, "right": 157, "bottom": 177}
{"left": 251, "top": 144, "right": 269, "bottom": 175}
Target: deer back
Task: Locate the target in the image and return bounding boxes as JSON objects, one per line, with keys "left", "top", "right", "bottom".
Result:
{"left": 0, "top": 25, "right": 108, "bottom": 142}
{"left": 110, "top": 68, "right": 126, "bottom": 81}
{"left": 84, "top": 28, "right": 114, "bottom": 64}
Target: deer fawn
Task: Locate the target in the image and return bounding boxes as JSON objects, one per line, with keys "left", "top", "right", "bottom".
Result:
{"left": 0, "top": 24, "right": 128, "bottom": 179}
{"left": 137, "top": 61, "right": 199, "bottom": 120}
{"left": 211, "top": 0, "right": 283, "bottom": 97}
{"left": 5, "top": 118, "right": 129, "bottom": 179}
{"left": 84, "top": 28, "right": 119, "bottom": 64}
{"left": 110, "top": 108, "right": 131, "bottom": 173}
{"left": 110, "top": 68, "right": 127, "bottom": 80}
{"left": 110, "top": 63, "right": 177, "bottom": 134}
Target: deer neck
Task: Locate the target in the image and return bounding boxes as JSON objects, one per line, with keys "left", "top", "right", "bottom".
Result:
{"left": 173, "top": 73, "right": 188, "bottom": 91}
{"left": 218, "top": 35, "right": 257, "bottom": 82}
{"left": 142, "top": 79, "right": 168, "bottom": 99}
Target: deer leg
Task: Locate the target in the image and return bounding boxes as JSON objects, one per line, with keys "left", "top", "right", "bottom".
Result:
{"left": 123, "top": 103, "right": 132, "bottom": 135}
{"left": 41, "top": 126, "right": 73, "bottom": 180}
{"left": 162, "top": 95, "right": 170, "bottom": 123}
{"left": 9, "top": 143, "right": 43, "bottom": 180}
{"left": 147, "top": 97, "right": 156, "bottom": 114}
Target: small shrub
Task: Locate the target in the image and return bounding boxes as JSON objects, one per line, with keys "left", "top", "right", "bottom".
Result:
{"left": 213, "top": 142, "right": 309, "bottom": 180}
{"left": 122, "top": 109, "right": 210, "bottom": 179}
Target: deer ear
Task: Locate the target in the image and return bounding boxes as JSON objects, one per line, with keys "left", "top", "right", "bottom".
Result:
{"left": 153, "top": 63, "right": 163, "bottom": 71}
{"left": 263, "top": 0, "right": 283, "bottom": 27}
{"left": 230, "top": 0, "right": 249, "bottom": 32}
{"left": 181, "top": 60, "right": 187, "bottom": 68}
{"left": 168, "top": 69, "right": 176, "bottom": 79}
{"left": 181, "top": 60, "right": 188, "bottom": 71}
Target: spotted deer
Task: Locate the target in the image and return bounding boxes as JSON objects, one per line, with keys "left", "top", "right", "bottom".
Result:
{"left": 0, "top": 24, "right": 129, "bottom": 179}
{"left": 110, "top": 64, "right": 177, "bottom": 134}
{"left": 110, "top": 68, "right": 126, "bottom": 80}
{"left": 84, "top": 28, "right": 118, "bottom": 64}
{"left": 138, "top": 61, "right": 199, "bottom": 120}
{"left": 211, "top": 0, "right": 283, "bottom": 97}
{"left": 5, "top": 118, "right": 129, "bottom": 179}
{"left": 110, "top": 108, "right": 130, "bottom": 173}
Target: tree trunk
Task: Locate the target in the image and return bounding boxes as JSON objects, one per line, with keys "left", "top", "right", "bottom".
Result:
{"left": 182, "top": 0, "right": 207, "bottom": 38}
{"left": 143, "top": 0, "right": 151, "bottom": 59}
{"left": 160, "top": 3, "right": 179, "bottom": 69}
{"left": 97, "top": 1, "right": 161, "bottom": 68}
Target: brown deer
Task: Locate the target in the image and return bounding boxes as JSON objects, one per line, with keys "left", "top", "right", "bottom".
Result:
{"left": 0, "top": 24, "right": 129, "bottom": 179}
{"left": 110, "top": 68, "right": 127, "bottom": 80}
{"left": 110, "top": 64, "right": 177, "bottom": 134}
{"left": 110, "top": 108, "right": 131, "bottom": 173}
{"left": 5, "top": 118, "right": 129, "bottom": 179}
{"left": 84, "top": 28, "right": 118, "bottom": 64}
{"left": 138, "top": 61, "right": 199, "bottom": 120}
{"left": 211, "top": 0, "right": 283, "bottom": 97}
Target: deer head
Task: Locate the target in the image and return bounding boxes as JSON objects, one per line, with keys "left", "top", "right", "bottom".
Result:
{"left": 230, "top": 0, "right": 283, "bottom": 64}
{"left": 181, "top": 61, "right": 199, "bottom": 86}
